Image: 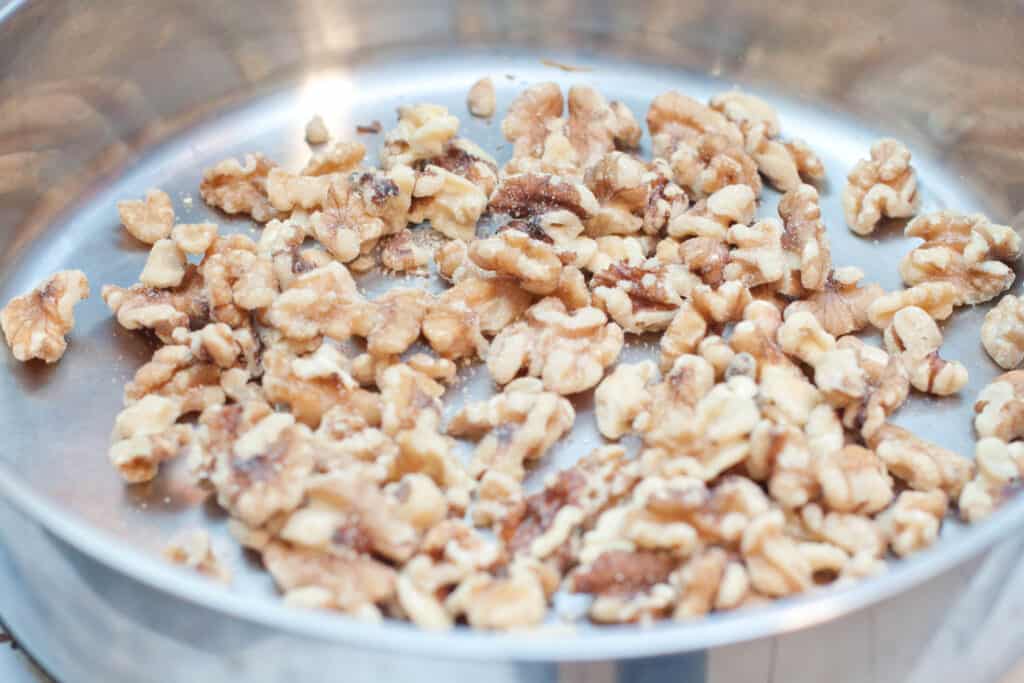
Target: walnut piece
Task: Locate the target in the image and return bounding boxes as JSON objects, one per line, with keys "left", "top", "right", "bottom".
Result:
{"left": 423, "top": 276, "right": 531, "bottom": 359}
{"left": 827, "top": 337, "right": 909, "bottom": 440}
{"left": 591, "top": 260, "right": 690, "bottom": 333}
{"left": 199, "top": 154, "right": 280, "bottom": 223}
{"left": 668, "top": 183, "right": 755, "bottom": 241}
{"left": 469, "top": 229, "right": 562, "bottom": 294}
{"left": 740, "top": 510, "right": 811, "bottom": 597}
{"left": 109, "top": 394, "right": 192, "bottom": 483}
{"left": 777, "top": 183, "right": 832, "bottom": 294}
{"left": 867, "top": 282, "right": 957, "bottom": 330}
{"left": 2, "top": 270, "right": 89, "bottom": 363}
{"left": 595, "top": 361, "right": 657, "bottom": 439}
{"left": 118, "top": 189, "right": 175, "bottom": 244}
{"left": 900, "top": 211, "right": 1021, "bottom": 305}
{"left": 164, "top": 529, "right": 231, "bottom": 582}
{"left": 379, "top": 229, "right": 431, "bottom": 274}
{"left": 410, "top": 165, "right": 487, "bottom": 242}
{"left": 784, "top": 267, "right": 882, "bottom": 337}
{"left": 266, "top": 262, "right": 365, "bottom": 342}
{"left": 668, "top": 132, "right": 762, "bottom": 199}
{"left": 869, "top": 424, "right": 974, "bottom": 497}
{"left": 982, "top": 294, "right": 1024, "bottom": 369}
{"left": 302, "top": 141, "right": 366, "bottom": 176}
{"left": 883, "top": 306, "right": 968, "bottom": 396}
{"left": 304, "top": 114, "right": 329, "bottom": 145}
{"left": 974, "top": 370, "right": 1024, "bottom": 442}
{"left": 200, "top": 234, "right": 278, "bottom": 326}
{"left": 381, "top": 103, "right": 460, "bottom": 169}
{"left": 467, "top": 77, "right": 496, "bottom": 118}
{"left": 659, "top": 302, "right": 708, "bottom": 371}
{"left": 815, "top": 445, "right": 894, "bottom": 514}
{"left": 842, "top": 139, "right": 919, "bottom": 236}
{"left": 102, "top": 265, "right": 209, "bottom": 343}
{"left": 876, "top": 489, "right": 948, "bottom": 557}
{"left": 139, "top": 239, "right": 187, "bottom": 288}
{"left": 487, "top": 297, "right": 624, "bottom": 394}
{"left": 647, "top": 91, "right": 743, "bottom": 162}
{"left": 958, "top": 437, "right": 1024, "bottom": 523}
{"left": 171, "top": 222, "right": 218, "bottom": 255}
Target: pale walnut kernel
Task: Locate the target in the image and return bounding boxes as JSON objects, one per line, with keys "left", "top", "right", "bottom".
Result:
{"left": 870, "top": 424, "right": 974, "bottom": 497}
{"left": 1, "top": 270, "right": 89, "bottom": 363}
{"left": 200, "top": 234, "right": 278, "bottom": 326}
{"left": 554, "top": 265, "right": 591, "bottom": 309}
{"left": 164, "top": 529, "right": 231, "bottom": 583}
{"left": 591, "top": 261, "right": 690, "bottom": 333}
{"left": 831, "top": 336, "right": 910, "bottom": 440}
{"left": 301, "top": 140, "right": 366, "bottom": 176}
{"left": 958, "top": 437, "right": 1024, "bottom": 523}
{"left": 257, "top": 218, "right": 330, "bottom": 289}
{"left": 446, "top": 562, "right": 549, "bottom": 630}
{"left": 691, "top": 281, "right": 753, "bottom": 325}
{"left": 139, "top": 239, "right": 187, "bottom": 288}
{"left": 304, "top": 114, "right": 330, "bottom": 145}
{"left": 379, "top": 229, "right": 431, "bottom": 274}
{"left": 815, "top": 445, "right": 894, "bottom": 515}
{"left": 646, "top": 90, "right": 744, "bottom": 161}
{"left": 667, "top": 548, "right": 731, "bottom": 619}
{"left": 565, "top": 85, "right": 642, "bottom": 171}
{"left": 487, "top": 297, "right": 624, "bottom": 394}
{"left": 698, "top": 335, "right": 735, "bottom": 379}
{"left": 199, "top": 154, "right": 280, "bottom": 223}
{"left": 842, "top": 139, "right": 919, "bottom": 236}
{"left": 659, "top": 302, "right": 709, "bottom": 371}
{"left": 102, "top": 265, "right": 209, "bottom": 343}
{"left": 171, "top": 222, "right": 218, "bottom": 255}
{"left": 747, "top": 419, "right": 819, "bottom": 509}
{"left": 595, "top": 361, "right": 658, "bottom": 440}
{"left": 668, "top": 183, "right": 756, "bottom": 241}
{"left": 876, "top": 489, "right": 948, "bottom": 557}
{"left": 777, "top": 183, "right": 832, "bottom": 294}
{"left": 448, "top": 378, "right": 575, "bottom": 482}
{"left": 900, "top": 211, "right": 1022, "bottom": 305}
{"left": 669, "top": 132, "right": 762, "bottom": 199}
{"left": 883, "top": 305, "right": 968, "bottom": 396}
{"left": 641, "top": 160, "right": 690, "bottom": 235}
{"left": 501, "top": 82, "right": 564, "bottom": 163}
{"left": 587, "top": 235, "right": 656, "bottom": 274}
{"left": 799, "top": 503, "right": 886, "bottom": 559}
{"left": 777, "top": 310, "right": 836, "bottom": 368}
{"left": 867, "top": 282, "right": 958, "bottom": 330}
{"left": 740, "top": 510, "right": 811, "bottom": 597}
{"left": 723, "top": 219, "right": 786, "bottom": 288}
{"left": 410, "top": 165, "right": 487, "bottom": 242}
{"left": 982, "top": 294, "right": 1024, "bottom": 369}
{"left": 784, "top": 267, "right": 883, "bottom": 337}
{"left": 418, "top": 137, "right": 501, "bottom": 195}
{"left": 108, "top": 394, "right": 191, "bottom": 483}
{"left": 262, "top": 346, "right": 380, "bottom": 427}
{"left": 584, "top": 152, "right": 652, "bottom": 236}
{"left": 361, "top": 288, "right": 431, "bottom": 358}
{"left": 469, "top": 229, "right": 562, "bottom": 294}
{"left": 117, "top": 188, "right": 175, "bottom": 244}
{"left": 381, "top": 103, "right": 459, "bottom": 169}
{"left": 467, "top": 77, "right": 496, "bottom": 118}
{"left": 974, "top": 370, "right": 1024, "bottom": 442}
{"left": 123, "top": 343, "right": 227, "bottom": 415}
{"left": 423, "top": 276, "right": 531, "bottom": 358}
{"left": 267, "top": 262, "right": 365, "bottom": 342}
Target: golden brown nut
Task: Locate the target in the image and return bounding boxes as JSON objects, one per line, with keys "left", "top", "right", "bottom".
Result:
{"left": 591, "top": 260, "right": 691, "bottom": 333}
{"left": 740, "top": 510, "right": 811, "bottom": 597}
{"left": 410, "top": 165, "right": 487, "bottom": 241}
{"left": 102, "top": 265, "right": 210, "bottom": 343}
{"left": 199, "top": 154, "right": 280, "bottom": 222}
{"left": 815, "top": 445, "right": 894, "bottom": 514}
{"left": 668, "top": 183, "right": 755, "bottom": 241}
{"left": 379, "top": 229, "right": 432, "bottom": 274}
{"left": 301, "top": 140, "right": 365, "bottom": 176}
{"left": 200, "top": 234, "right": 278, "bottom": 327}
{"left": 266, "top": 262, "right": 365, "bottom": 342}
{"left": 171, "top": 222, "right": 218, "bottom": 255}
{"left": 118, "top": 188, "right": 175, "bottom": 244}
{"left": 140, "top": 239, "right": 187, "bottom": 289}
{"left": 423, "top": 276, "right": 531, "bottom": 359}
{"left": 842, "top": 139, "right": 918, "bottom": 236}
{"left": 883, "top": 305, "right": 968, "bottom": 396}
{"left": 669, "top": 132, "right": 762, "bottom": 199}
{"left": 108, "top": 394, "right": 192, "bottom": 483}
{"left": 784, "top": 267, "right": 883, "bottom": 337}
{"left": 164, "top": 529, "right": 231, "bottom": 583}
{"left": 469, "top": 229, "right": 562, "bottom": 294}
{"left": 361, "top": 288, "right": 431, "bottom": 358}
{"left": 381, "top": 103, "right": 459, "bottom": 168}
{"left": 723, "top": 219, "right": 787, "bottom": 288}
{"left": 1, "top": 269, "right": 89, "bottom": 363}
{"left": 659, "top": 302, "right": 709, "bottom": 371}
{"left": 900, "top": 211, "right": 1021, "bottom": 305}
{"left": 647, "top": 90, "right": 743, "bottom": 160}
{"left": 829, "top": 337, "right": 910, "bottom": 440}
{"left": 982, "top": 294, "right": 1024, "bottom": 369}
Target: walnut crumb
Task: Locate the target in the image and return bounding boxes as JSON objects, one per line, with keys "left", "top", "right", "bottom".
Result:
{"left": 305, "top": 114, "right": 330, "bottom": 145}
{"left": 467, "top": 77, "right": 496, "bottom": 118}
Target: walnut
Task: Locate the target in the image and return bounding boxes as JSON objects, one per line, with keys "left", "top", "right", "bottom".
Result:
{"left": 379, "top": 229, "right": 431, "bottom": 274}
{"left": 595, "top": 361, "right": 658, "bottom": 440}
{"left": 831, "top": 337, "right": 910, "bottom": 440}
{"left": 740, "top": 510, "right": 811, "bottom": 597}
{"left": 102, "top": 265, "right": 210, "bottom": 343}
{"left": 417, "top": 137, "right": 500, "bottom": 195}
{"left": 869, "top": 424, "right": 974, "bottom": 497}
{"left": 446, "top": 561, "right": 549, "bottom": 630}
{"left": 304, "top": 114, "right": 330, "bottom": 145}
{"left": 301, "top": 140, "right": 365, "bottom": 176}
{"left": 123, "top": 342, "right": 230, "bottom": 415}
{"left": 669, "top": 548, "right": 740, "bottom": 618}
{"left": 587, "top": 235, "right": 656, "bottom": 273}
{"left": 799, "top": 503, "right": 886, "bottom": 559}
{"left": 554, "top": 265, "right": 592, "bottom": 309}
{"left": 583, "top": 152, "right": 653, "bottom": 236}
{"left": 659, "top": 302, "right": 708, "bottom": 371}
{"left": 876, "top": 489, "right": 948, "bottom": 557}
{"left": 469, "top": 229, "right": 562, "bottom": 294}
{"left": 487, "top": 297, "right": 624, "bottom": 394}
{"left": 571, "top": 549, "right": 678, "bottom": 624}
{"left": 842, "top": 139, "right": 919, "bottom": 236}
{"left": 163, "top": 529, "right": 231, "bottom": 582}
{"left": 200, "top": 234, "right": 278, "bottom": 326}
{"left": 108, "top": 395, "right": 192, "bottom": 483}
{"left": 139, "top": 239, "right": 187, "bottom": 288}
{"left": 975, "top": 370, "right": 1024, "bottom": 441}
{"left": 565, "top": 85, "right": 642, "bottom": 171}
{"left": 257, "top": 218, "right": 329, "bottom": 289}
{"left": 199, "top": 154, "right": 280, "bottom": 222}
{"left": 668, "top": 183, "right": 756, "bottom": 241}
{"left": 784, "top": 267, "right": 882, "bottom": 337}
{"left": 723, "top": 219, "right": 787, "bottom": 288}
{"left": 591, "top": 260, "right": 691, "bottom": 333}
{"left": 815, "top": 445, "right": 894, "bottom": 514}
{"left": 467, "top": 77, "right": 496, "bottom": 118}
{"left": 423, "top": 277, "right": 531, "bottom": 359}
{"left": 309, "top": 167, "right": 415, "bottom": 261}
{"left": 958, "top": 437, "right": 1024, "bottom": 523}
{"left": 747, "top": 419, "right": 819, "bottom": 509}
{"left": 867, "top": 282, "right": 958, "bottom": 330}
{"left": 1, "top": 270, "right": 89, "bottom": 363}
{"left": 698, "top": 335, "right": 735, "bottom": 379}
{"left": 449, "top": 377, "right": 574, "bottom": 483}
{"left": 117, "top": 188, "right": 174, "bottom": 244}
{"left": 883, "top": 305, "right": 968, "bottom": 396}
{"left": 646, "top": 90, "right": 743, "bottom": 162}
{"left": 381, "top": 103, "right": 460, "bottom": 169}
{"left": 262, "top": 540, "right": 395, "bottom": 618}
{"left": 488, "top": 173, "right": 599, "bottom": 240}
{"left": 900, "top": 211, "right": 1021, "bottom": 305}
{"left": 982, "top": 294, "right": 1024, "bottom": 369}
{"left": 777, "top": 183, "right": 832, "bottom": 294}
{"left": 410, "top": 165, "right": 487, "bottom": 241}
{"left": 668, "top": 132, "right": 761, "bottom": 198}
{"left": 171, "top": 222, "right": 218, "bottom": 255}
{"left": 266, "top": 262, "right": 365, "bottom": 342}
{"left": 361, "top": 288, "right": 431, "bottom": 358}
{"left": 777, "top": 310, "right": 836, "bottom": 367}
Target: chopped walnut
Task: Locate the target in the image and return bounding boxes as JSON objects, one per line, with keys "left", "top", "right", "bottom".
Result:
{"left": 469, "top": 229, "right": 562, "bottom": 294}
{"left": 698, "top": 335, "right": 735, "bottom": 379}
{"left": 595, "top": 361, "right": 658, "bottom": 439}
{"left": 304, "top": 114, "right": 330, "bottom": 145}
{"left": 164, "top": 529, "right": 231, "bottom": 582}
{"left": 379, "top": 229, "right": 432, "bottom": 274}
{"left": 870, "top": 424, "right": 974, "bottom": 497}
{"left": 784, "top": 267, "right": 882, "bottom": 337}
{"left": 487, "top": 297, "right": 624, "bottom": 394}
{"left": 123, "top": 341, "right": 233, "bottom": 416}
{"left": 301, "top": 141, "right": 366, "bottom": 176}
{"left": 381, "top": 103, "right": 460, "bottom": 169}
{"left": 502, "top": 82, "right": 564, "bottom": 163}
{"left": 958, "top": 437, "right": 1024, "bottom": 523}
{"left": 572, "top": 549, "right": 678, "bottom": 624}
{"left": 740, "top": 510, "right": 811, "bottom": 597}
{"left": 815, "top": 445, "right": 894, "bottom": 514}
{"left": 876, "top": 489, "right": 948, "bottom": 556}
{"left": 449, "top": 378, "right": 574, "bottom": 483}
{"left": 777, "top": 183, "right": 832, "bottom": 294}
{"left": 974, "top": 370, "right": 1024, "bottom": 442}
{"left": 691, "top": 281, "right": 753, "bottom": 325}
{"left": 747, "top": 418, "right": 820, "bottom": 509}
{"left": 842, "top": 139, "right": 919, "bottom": 236}
{"left": 587, "top": 235, "right": 656, "bottom": 274}
{"left": 982, "top": 294, "right": 1024, "bottom": 369}
{"left": 423, "top": 276, "right": 531, "bottom": 359}
{"left": 668, "top": 183, "right": 756, "bottom": 241}
{"left": 467, "top": 77, "right": 496, "bottom": 118}
{"left": 171, "top": 222, "right": 218, "bottom": 255}
{"left": 883, "top": 305, "right": 968, "bottom": 396}
{"left": 199, "top": 154, "right": 280, "bottom": 222}
{"left": 668, "top": 132, "right": 762, "bottom": 199}
{"left": 360, "top": 288, "right": 430, "bottom": 358}
{"left": 799, "top": 503, "right": 886, "bottom": 559}
{"left": 584, "top": 152, "right": 653, "bottom": 236}
{"left": 867, "top": 282, "right": 958, "bottom": 330}
{"left": 1, "top": 270, "right": 89, "bottom": 363}
{"left": 669, "top": 548, "right": 734, "bottom": 618}
{"left": 723, "top": 219, "right": 787, "bottom": 288}
{"left": 646, "top": 91, "right": 743, "bottom": 162}
{"left": 102, "top": 265, "right": 209, "bottom": 343}
{"left": 900, "top": 211, "right": 1022, "bottom": 305}
{"left": 108, "top": 394, "right": 192, "bottom": 483}
{"left": 420, "top": 136, "right": 501, "bottom": 195}
{"left": 829, "top": 337, "right": 910, "bottom": 440}
{"left": 139, "top": 239, "right": 187, "bottom": 288}
{"left": 659, "top": 302, "right": 709, "bottom": 371}
{"left": 488, "top": 172, "right": 600, "bottom": 238}
{"left": 200, "top": 234, "right": 278, "bottom": 326}
{"left": 592, "top": 260, "right": 691, "bottom": 333}
{"left": 266, "top": 262, "right": 365, "bottom": 342}
{"left": 777, "top": 310, "right": 836, "bottom": 368}
{"left": 446, "top": 561, "right": 550, "bottom": 630}
{"left": 410, "top": 165, "right": 487, "bottom": 242}
{"left": 117, "top": 188, "right": 175, "bottom": 244}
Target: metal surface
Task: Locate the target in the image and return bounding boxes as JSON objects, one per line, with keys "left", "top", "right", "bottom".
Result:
{"left": 0, "top": 1, "right": 1023, "bottom": 681}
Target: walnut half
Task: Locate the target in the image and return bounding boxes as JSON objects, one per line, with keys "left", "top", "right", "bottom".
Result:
{"left": 2, "top": 270, "right": 90, "bottom": 363}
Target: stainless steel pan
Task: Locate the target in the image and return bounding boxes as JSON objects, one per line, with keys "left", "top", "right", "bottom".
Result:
{"left": 1, "top": 1, "right": 1023, "bottom": 680}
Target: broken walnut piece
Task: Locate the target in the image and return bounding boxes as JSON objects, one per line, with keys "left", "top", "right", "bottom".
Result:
{"left": 883, "top": 305, "right": 968, "bottom": 396}
{"left": 163, "top": 529, "right": 231, "bottom": 583}
{"left": 171, "top": 222, "right": 218, "bottom": 255}
{"left": 591, "top": 260, "right": 691, "bottom": 333}
{"left": 723, "top": 218, "right": 787, "bottom": 289}
{"left": 257, "top": 218, "right": 330, "bottom": 289}
{"left": 469, "top": 229, "right": 562, "bottom": 294}
{"left": 117, "top": 188, "right": 175, "bottom": 244}
{"left": 423, "top": 276, "right": 531, "bottom": 359}
{"left": 668, "top": 183, "right": 755, "bottom": 241}
{"left": 199, "top": 154, "right": 280, "bottom": 223}
{"left": 958, "top": 437, "right": 1024, "bottom": 523}
{"left": 740, "top": 510, "right": 812, "bottom": 597}
{"left": 900, "top": 211, "right": 1021, "bottom": 305}
{"left": 1, "top": 269, "right": 89, "bottom": 363}
{"left": 869, "top": 424, "right": 974, "bottom": 498}
{"left": 784, "top": 267, "right": 883, "bottom": 337}
{"left": 102, "top": 264, "right": 209, "bottom": 343}
{"left": 200, "top": 234, "right": 278, "bottom": 326}
{"left": 361, "top": 287, "right": 431, "bottom": 358}
{"left": 583, "top": 152, "right": 654, "bottom": 237}
{"left": 108, "top": 394, "right": 192, "bottom": 484}
{"left": 140, "top": 239, "right": 187, "bottom": 289}
{"left": 410, "top": 164, "right": 487, "bottom": 242}
{"left": 876, "top": 489, "right": 948, "bottom": 557}
{"left": 646, "top": 90, "right": 743, "bottom": 162}
{"left": 266, "top": 262, "right": 366, "bottom": 342}
{"left": 467, "top": 77, "right": 496, "bottom": 118}
{"left": 974, "top": 370, "right": 1024, "bottom": 442}
{"left": 381, "top": 103, "right": 460, "bottom": 169}
{"left": 301, "top": 140, "right": 366, "bottom": 176}
{"left": 123, "top": 342, "right": 229, "bottom": 416}
{"left": 659, "top": 302, "right": 709, "bottom": 371}
{"left": 595, "top": 361, "right": 658, "bottom": 440}
{"left": 777, "top": 183, "right": 832, "bottom": 294}
{"left": 842, "top": 139, "right": 919, "bottom": 236}
{"left": 487, "top": 297, "right": 624, "bottom": 394}
{"left": 867, "top": 281, "right": 958, "bottom": 330}
{"left": 982, "top": 294, "right": 1024, "bottom": 369}
{"left": 668, "top": 132, "right": 762, "bottom": 199}
{"left": 815, "top": 445, "right": 894, "bottom": 515}
{"left": 571, "top": 548, "right": 679, "bottom": 624}
{"left": 379, "top": 229, "right": 432, "bottom": 274}
{"left": 304, "top": 114, "right": 330, "bottom": 145}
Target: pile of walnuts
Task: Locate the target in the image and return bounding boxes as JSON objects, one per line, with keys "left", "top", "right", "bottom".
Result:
{"left": 4, "top": 81, "right": 1024, "bottom": 631}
